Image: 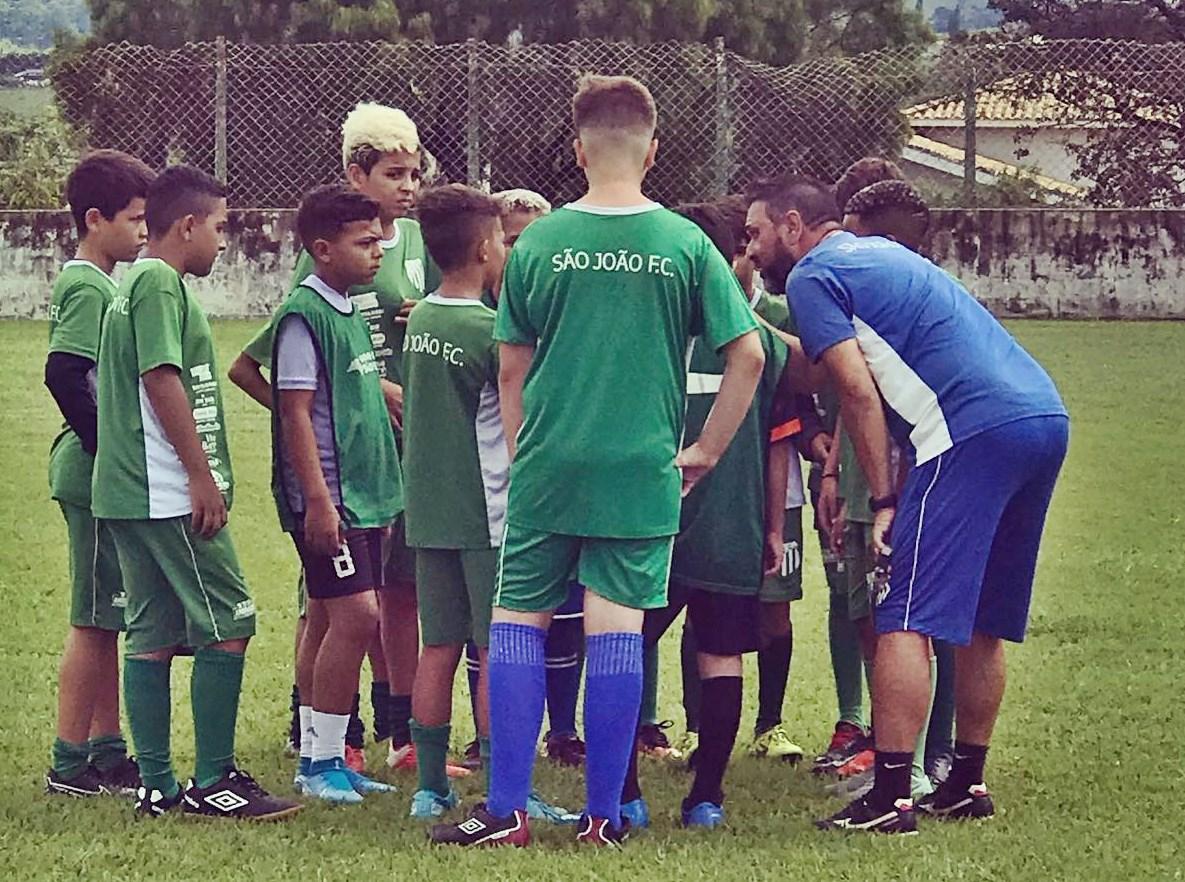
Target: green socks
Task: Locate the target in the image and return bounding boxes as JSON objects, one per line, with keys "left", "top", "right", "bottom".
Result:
{"left": 124, "top": 657, "right": 177, "bottom": 796}
{"left": 88, "top": 733, "right": 129, "bottom": 772}
{"left": 191, "top": 648, "right": 246, "bottom": 788}
{"left": 410, "top": 719, "right": 452, "bottom": 797}
{"left": 479, "top": 735, "right": 491, "bottom": 794}
{"left": 828, "top": 593, "right": 867, "bottom": 728}
{"left": 51, "top": 738, "right": 90, "bottom": 780}
{"left": 641, "top": 643, "right": 660, "bottom": 725}
{"left": 911, "top": 653, "right": 939, "bottom": 799}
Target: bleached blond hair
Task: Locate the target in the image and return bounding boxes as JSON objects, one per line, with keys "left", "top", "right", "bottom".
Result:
{"left": 492, "top": 188, "right": 552, "bottom": 216}
{"left": 341, "top": 102, "right": 420, "bottom": 171}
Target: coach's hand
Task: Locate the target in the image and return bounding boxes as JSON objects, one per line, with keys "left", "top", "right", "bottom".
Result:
{"left": 872, "top": 506, "right": 895, "bottom": 556}
{"left": 381, "top": 380, "right": 404, "bottom": 429}
{"left": 830, "top": 502, "right": 848, "bottom": 555}
{"left": 394, "top": 299, "right": 419, "bottom": 325}
{"left": 190, "top": 472, "right": 228, "bottom": 539}
{"left": 306, "top": 496, "right": 343, "bottom": 558}
{"left": 676, "top": 442, "right": 718, "bottom": 497}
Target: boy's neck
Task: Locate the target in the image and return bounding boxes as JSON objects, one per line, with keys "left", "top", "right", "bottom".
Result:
{"left": 74, "top": 239, "right": 117, "bottom": 275}
{"left": 380, "top": 214, "right": 399, "bottom": 240}
{"left": 436, "top": 266, "right": 485, "bottom": 300}
{"left": 142, "top": 240, "right": 187, "bottom": 276}
{"left": 578, "top": 174, "right": 649, "bottom": 208}
{"left": 313, "top": 265, "right": 358, "bottom": 295}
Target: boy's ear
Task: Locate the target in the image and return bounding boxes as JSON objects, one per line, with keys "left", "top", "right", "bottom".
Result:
{"left": 345, "top": 163, "right": 367, "bottom": 191}
{"left": 573, "top": 138, "right": 587, "bottom": 170}
{"left": 83, "top": 206, "right": 105, "bottom": 234}
{"left": 476, "top": 231, "right": 490, "bottom": 265}
{"left": 179, "top": 214, "right": 196, "bottom": 241}
{"left": 643, "top": 137, "right": 658, "bottom": 172}
{"left": 310, "top": 237, "right": 333, "bottom": 263}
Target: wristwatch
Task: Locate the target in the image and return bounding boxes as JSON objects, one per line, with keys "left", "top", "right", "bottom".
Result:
{"left": 869, "top": 494, "right": 898, "bottom": 513}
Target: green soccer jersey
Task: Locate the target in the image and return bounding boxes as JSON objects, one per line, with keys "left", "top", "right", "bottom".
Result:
{"left": 496, "top": 203, "right": 759, "bottom": 539}
{"left": 401, "top": 294, "right": 507, "bottom": 549}
{"left": 753, "top": 289, "right": 791, "bottom": 331}
{"left": 47, "top": 260, "right": 116, "bottom": 508}
{"left": 92, "top": 258, "right": 234, "bottom": 520}
{"left": 243, "top": 218, "right": 438, "bottom": 384}
{"left": 672, "top": 324, "right": 788, "bottom": 594}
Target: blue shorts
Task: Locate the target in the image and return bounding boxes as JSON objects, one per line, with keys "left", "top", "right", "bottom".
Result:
{"left": 876, "top": 415, "right": 1068, "bottom": 646}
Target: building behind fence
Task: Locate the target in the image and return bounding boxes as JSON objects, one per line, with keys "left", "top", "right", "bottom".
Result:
{"left": 19, "top": 37, "right": 1185, "bottom": 208}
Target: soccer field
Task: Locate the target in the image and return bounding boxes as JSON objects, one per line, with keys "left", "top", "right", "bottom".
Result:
{"left": 1, "top": 318, "right": 1182, "bottom": 880}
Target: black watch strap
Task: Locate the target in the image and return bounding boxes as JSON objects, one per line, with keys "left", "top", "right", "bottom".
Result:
{"left": 869, "top": 493, "right": 898, "bottom": 513}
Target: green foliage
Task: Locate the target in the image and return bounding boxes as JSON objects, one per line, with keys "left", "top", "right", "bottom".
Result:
{"left": 0, "top": 105, "right": 84, "bottom": 208}
{"left": 0, "top": 0, "right": 88, "bottom": 50}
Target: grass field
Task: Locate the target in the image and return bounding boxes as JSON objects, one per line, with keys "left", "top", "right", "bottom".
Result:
{"left": 0, "top": 86, "right": 52, "bottom": 116}
{"left": 1, "top": 319, "right": 1182, "bottom": 880}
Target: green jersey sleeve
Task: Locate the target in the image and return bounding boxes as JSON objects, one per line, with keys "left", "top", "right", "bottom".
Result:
{"left": 131, "top": 269, "right": 185, "bottom": 375}
{"left": 697, "top": 240, "right": 758, "bottom": 352}
{"left": 494, "top": 249, "right": 536, "bottom": 345}
{"left": 761, "top": 326, "right": 789, "bottom": 410}
{"left": 49, "top": 282, "right": 105, "bottom": 360}
{"left": 242, "top": 319, "right": 276, "bottom": 367}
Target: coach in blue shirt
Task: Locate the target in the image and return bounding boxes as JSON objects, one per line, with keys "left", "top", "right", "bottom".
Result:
{"left": 745, "top": 175, "right": 1068, "bottom": 835}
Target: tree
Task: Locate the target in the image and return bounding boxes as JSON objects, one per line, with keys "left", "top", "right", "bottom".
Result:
{"left": 990, "top": 0, "right": 1185, "bottom": 41}
{"left": 0, "top": 0, "right": 89, "bottom": 49}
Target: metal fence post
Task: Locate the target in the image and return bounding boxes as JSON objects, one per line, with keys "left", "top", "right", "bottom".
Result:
{"left": 713, "top": 36, "right": 733, "bottom": 198}
{"left": 466, "top": 39, "right": 480, "bottom": 187}
{"left": 962, "top": 57, "right": 976, "bottom": 206}
{"left": 215, "top": 37, "right": 228, "bottom": 184}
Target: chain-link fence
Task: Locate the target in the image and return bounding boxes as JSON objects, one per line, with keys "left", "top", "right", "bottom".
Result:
{"left": 34, "top": 37, "right": 1185, "bottom": 208}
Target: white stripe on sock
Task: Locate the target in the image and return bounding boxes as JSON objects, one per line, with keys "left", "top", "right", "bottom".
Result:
{"left": 310, "top": 710, "right": 349, "bottom": 764}
{"left": 299, "top": 706, "right": 314, "bottom": 761}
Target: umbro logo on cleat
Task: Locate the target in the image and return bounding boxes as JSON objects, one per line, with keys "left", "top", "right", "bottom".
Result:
{"left": 205, "top": 789, "right": 250, "bottom": 812}
{"left": 458, "top": 818, "right": 489, "bottom": 836}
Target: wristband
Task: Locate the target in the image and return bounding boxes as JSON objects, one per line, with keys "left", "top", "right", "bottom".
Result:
{"left": 869, "top": 493, "right": 898, "bottom": 513}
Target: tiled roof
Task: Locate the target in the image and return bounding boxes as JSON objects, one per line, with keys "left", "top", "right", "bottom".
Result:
{"left": 904, "top": 134, "right": 1085, "bottom": 197}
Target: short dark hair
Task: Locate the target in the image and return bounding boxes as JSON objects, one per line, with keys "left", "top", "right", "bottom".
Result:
{"left": 834, "top": 157, "right": 905, "bottom": 214}
{"left": 296, "top": 185, "right": 381, "bottom": 252}
{"left": 572, "top": 75, "right": 657, "bottom": 135}
{"left": 416, "top": 184, "right": 502, "bottom": 272}
{"left": 65, "top": 149, "right": 155, "bottom": 237}
{"left": 674, "top": 202, "right": 735, "bottom": 261}
{"left": 845, "top": 180, "right": 931, "bottom": 250}
{"left": 145, "top": 165, "right": 226, "bottom": 238}
{"left": 714, "top": 194, "right": 750, "bottom": 254}
{"left": 747, "top": 174, "right": 840, "bottom": 228}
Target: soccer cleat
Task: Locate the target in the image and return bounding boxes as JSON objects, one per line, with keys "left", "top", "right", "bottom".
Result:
{"left": 340, "top": 765, "right": 395, "bottom": 796}
{"left": 620, "top": 797, "right": 650, "bottom": 829}
{"left": 637, "top": 720, "right": 680, "bottom": 760}
{"left": 541, "top": 731, "right": 586, "bottom": 767}
{"left": 45, "top": 766, "right": 105, "bottom": 798}
{"left": 302, "top": 761, "right": 365, "bottom": 805}
{"left": 576, "top": 814, "right": 631, "bottom": 847}
{"left": 835, "top": 748, "right": 876, "bottom": 780}
{"left": 925, "top": 750, "right": 954, "bottom": 788}
{"left": 410, "top": 788, "right": 460, "bottom": 819}
{"left": 750, "top": 725, "right": 805, "bottom": 763}
{"left": 97, "top": 756, "right": 142, "bottom": 797}
{"left": 461, "top": 738, "right": 482, "bottom": 771}
{"left": 681, "top": 801, "right": 725, "bottom": 828}
{"left": 135, "top": 784, "right": 184, "bottom": 818}
{"left": 825, "top": 766, "right": 873, "bottom": 800}
{"left": 916, "top": 781, "right": 995, "bottom": 821}
{"left": 815, "top": 796, "right": 918, "bottom": 834}
{"left": 526, "top": 791, "right": 581, "bottom": 825}
{"left": 182, "top": 769, "right": 302, "bottom": 821}
{"left": 428, "top": 803, "right": 530, "bottom": 847}
{"left": 344, "top": 744, "right": 367, "bottom": 773}
{"left": 812, "top": 721, "right": 866, "bottom": 775}
{"left": 388, "top": 742, "right": 471, "bottom": 778}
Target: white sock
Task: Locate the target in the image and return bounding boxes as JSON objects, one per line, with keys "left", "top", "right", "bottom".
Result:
{"left": 299, "top": 706, "right": 314, "bottom": 761}
{"left": 311, "top": 710, "right": 350, "bottom": 765}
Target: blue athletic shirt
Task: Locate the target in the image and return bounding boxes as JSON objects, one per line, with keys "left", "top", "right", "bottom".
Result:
{"left": 787, "top": 231, "right": 1066, "bottom": 465}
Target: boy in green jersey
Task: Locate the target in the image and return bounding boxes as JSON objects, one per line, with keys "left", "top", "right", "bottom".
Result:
{"left": 400, "top": 184, "right": 508, "bottom": 818}
{"left": 276, "top": 185, "right": 402, "bottom": 804}
{"left": 92, "top": 165, "right": 300, "bottom": 821}
{"left": 228, "top": 103, "right": 441, "bottom": 770}
{"left": 430, "top": 75, "right": 765, "bottom": 849}
{"left": 44, "top": 150, "right": 154, "bottom": 798}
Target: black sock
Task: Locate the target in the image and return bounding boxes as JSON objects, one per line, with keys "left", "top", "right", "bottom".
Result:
{"left": 869, "top": 750, "right": 913, "bottom": 808}
{"left": 345, "top": 693, "right": 365, "bottom": 749}
{"left": 620, "top": 705, "right": 643, "bottom": 804}
{"left": 680, "top": 624, "right": 701, "bottom": 733}
{"left": 755, "top": 630, "right": 792, "bottom": 734}
{"left": 685, "top": 676, "right": 742, "bottom": 808}
{"left": 949, "top": 741, "right": 989, "bottom": 790}
{"left": 370, "top": 680, "right": 390, "bottom": 742}
{"left": 389, "top": 692, "right": 412, "bottom": 747}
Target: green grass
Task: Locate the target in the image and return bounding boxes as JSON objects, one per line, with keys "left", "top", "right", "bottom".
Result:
{"left": 0, "top": 86, "right": 53, "bottom": 116}
{"left": 1, "top": 319, "right": 1182, "bottom": 880}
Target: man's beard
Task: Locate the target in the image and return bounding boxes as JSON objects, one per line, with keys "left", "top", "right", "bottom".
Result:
{"left": 760, "top": 252, "right": 795, "bottom": 296}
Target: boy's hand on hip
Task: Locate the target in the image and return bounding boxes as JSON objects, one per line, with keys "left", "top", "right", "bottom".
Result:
{"left": 306, "top": 497, "right": 343, "bottom": 558}
{"left": 675, "top": 442, "right": 719, "bottom": 497}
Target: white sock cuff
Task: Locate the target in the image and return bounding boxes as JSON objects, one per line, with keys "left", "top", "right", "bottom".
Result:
{"left": 310, "top": 710, "right": 350, "bottom": 764}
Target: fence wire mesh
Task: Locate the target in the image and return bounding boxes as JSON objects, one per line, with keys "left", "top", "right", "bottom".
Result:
{"left": 34, "top": 37, "right": 1185, "bottom": 208}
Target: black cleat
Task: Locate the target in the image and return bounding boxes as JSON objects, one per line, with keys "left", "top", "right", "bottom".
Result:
{"left": 461, "top": 738, "right": 482, "bottom": 771}
{"left": 543, "top": 731, "right": 586, "bottom": 767}
{"left": 181, "top": 768, "right": 303, "bottom": 821}
{"left": 135, "top": 784, "right": 184, "bottom": 818}
{"left": 45, "top": 766, "right": 105, "bottom": 797}
{"left": 97, "top": 756, "right": 142, "bottom": 797}
{"left": 815, "top": 795, "right": 918, "bottom": 834}
{"left": 576, "top": 814, "right": 631, "bottom": 847}
{"left": 917, "top": 781, "right": 995, "bottom": 820}
{"left": 429, "top": 802, "right": 530, "bottom": 847}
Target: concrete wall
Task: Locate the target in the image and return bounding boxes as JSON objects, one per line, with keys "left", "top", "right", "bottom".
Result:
{"left": 3, "top": 208, "right": 1184, "bottom": 320}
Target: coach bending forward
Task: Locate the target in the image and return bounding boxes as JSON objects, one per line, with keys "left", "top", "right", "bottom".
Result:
{"left": 746, "top": 175, "right": 1068, "bottom": 835}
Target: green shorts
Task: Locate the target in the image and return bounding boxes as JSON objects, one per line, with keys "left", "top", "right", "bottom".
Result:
{"left": 842, "top": 522, "right": 874, "bottom": 623}
{"left": 383, "top": 515, "right": 416, "bottom": 588}
{"left": 416, "top": 547, "right": 498, "bottom": 648}
{"left": 106, "top": 517, "right": 257, "bottom": 655}
{"left": 59, "top": 502, "right": 127, "bottom": 631}
{"left": 495, "top": 522, "right": 673, "bottom": 613}
{"left": 760, "top": 508, "right": 804, "bottom": 603}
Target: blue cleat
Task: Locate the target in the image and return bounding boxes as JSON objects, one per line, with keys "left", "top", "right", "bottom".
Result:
{"left": 620, "top": 797, "right": 651, "bottom": 829}
{"left": 526, "top": 791, "right": 581, "bottom": 825}
{"left": 410, "top": 787, "right": 460, "bottom": 819}
{"left": 339, "top": 765, "right": 395, "bottom": 796}
{"left": 681, "top": 801, "right": 725, "bottom": 828}
{"left": 304, "top": 759, "right": 364, "bottom": 805}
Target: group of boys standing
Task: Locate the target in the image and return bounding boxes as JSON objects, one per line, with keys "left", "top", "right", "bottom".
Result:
{"left": 43, "top": 72, "right": 1067, "bottom": 844}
